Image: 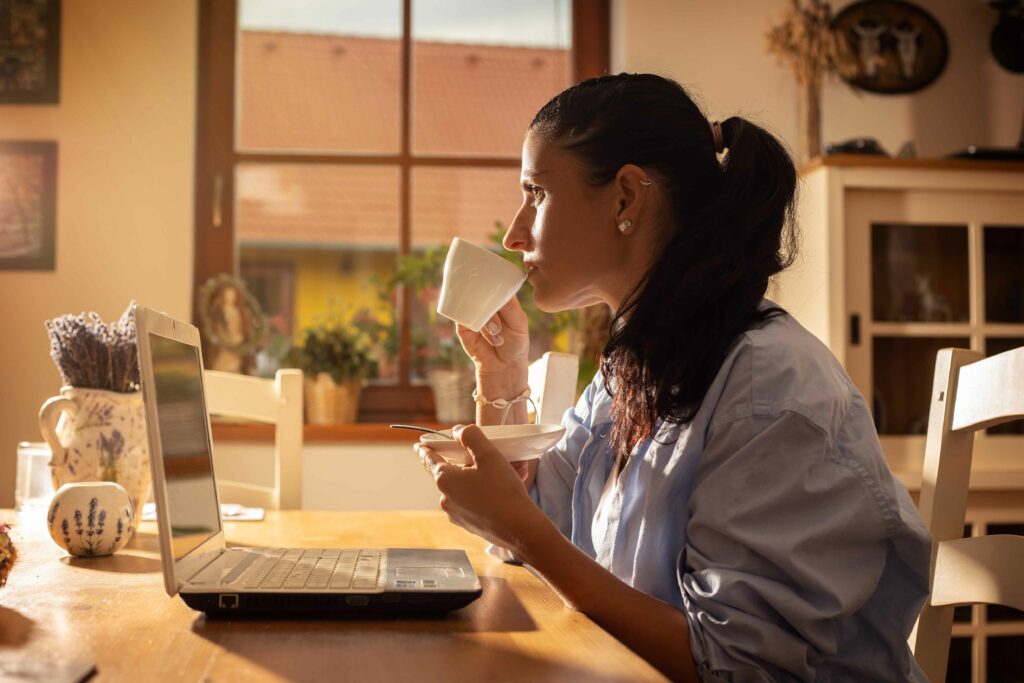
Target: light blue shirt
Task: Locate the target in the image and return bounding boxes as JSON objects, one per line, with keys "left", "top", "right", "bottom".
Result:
{"left": 530, "top": 304, "right": 931, "bottom": 682}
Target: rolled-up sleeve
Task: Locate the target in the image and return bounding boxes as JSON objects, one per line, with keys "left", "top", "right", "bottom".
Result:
{"left": 529, "top": 376, "right": 600, "bottom": 538}
{"left": 679, "top": 410, "right": 890, "bottom": 682}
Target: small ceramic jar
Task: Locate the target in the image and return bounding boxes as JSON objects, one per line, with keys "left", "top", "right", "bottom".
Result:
{"left": 46, "top": 482, "right": 135, "bottom": 557}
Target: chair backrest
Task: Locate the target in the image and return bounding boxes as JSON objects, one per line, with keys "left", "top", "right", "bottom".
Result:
{"left": 204, "top": 368, "right": 304, "bottom": 510}
{"left": 527, "top": 352, "right": 580, "bottom": 425}
{"left": 910, "top": 346, "right": 1024, "bottom": 681}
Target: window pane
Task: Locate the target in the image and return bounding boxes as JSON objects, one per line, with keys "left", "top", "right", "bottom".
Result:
{"left": 986, "top": 524, "right": 1024, "bottom": 622}
{"left": 872, "top": 336, "right": 970, "bottom": 435}
{"left": 871, "top": 224, "right": 969, "bottom": 323}
{"left": 411, "top": 166, "right": 522, "bottom": 247}
{"left": 986, "top": 338, "right": 1024, "bottom": 435}
{"left": 236, "top": 163, "right": 400, "bottom": 382}
{"left": 412, "top": 0, "right": 572, "bottom": 156}
{"left": 945, "top": 637, "right": 971, "bottom": 683}
{"left": 988, "top": 636, "right": 1024, "bottom": 682}
{"left": 237, "top": 0, "right": 402, "bottom": 153}
{"left": 985, "top": 226, "right": 1024, "bottom": 323}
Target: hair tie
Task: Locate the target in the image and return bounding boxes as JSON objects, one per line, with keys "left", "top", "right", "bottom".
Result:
{"left": 710, "top": 120, "right": 725, "bottom": 154}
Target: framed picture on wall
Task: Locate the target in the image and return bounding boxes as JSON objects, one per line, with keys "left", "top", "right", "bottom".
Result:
{"left": 0, "top": 141, "right": 57, "bottom": 271}
{"left": 0, "top": 0, "right": 61, "bottom": 104}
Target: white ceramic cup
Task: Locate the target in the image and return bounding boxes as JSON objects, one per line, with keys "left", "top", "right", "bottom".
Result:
{"left": 436, "top": 237, "right": 528, "bottom": 332}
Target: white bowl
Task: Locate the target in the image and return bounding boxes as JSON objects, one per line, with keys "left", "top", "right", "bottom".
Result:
{"left": 420, "top": 424, "right": 566, "bottom": 465}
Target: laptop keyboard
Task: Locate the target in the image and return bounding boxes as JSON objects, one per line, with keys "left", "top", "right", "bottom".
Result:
{"left": 238, "top": 549, "right": 383, "bottom": 590}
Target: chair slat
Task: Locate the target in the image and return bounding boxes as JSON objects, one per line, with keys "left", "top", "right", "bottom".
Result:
{"left": 952, "top": 346, "right": 1024, "bottom": 432}
{"left": 528, "top": 352, "right": 579, "bottom": 425}
{"left": 931, "top": 535, "right": 1024, "bottom": 612}
{"left": 206, "top": 371, "right": 279, "bottom": 423}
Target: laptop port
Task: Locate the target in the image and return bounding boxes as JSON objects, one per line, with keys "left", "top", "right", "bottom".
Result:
{"left": 219, "top": 594, "right": 239, "bottom": 609}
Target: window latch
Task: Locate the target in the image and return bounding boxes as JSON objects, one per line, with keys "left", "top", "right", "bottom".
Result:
{"left": 212, "top": 173, "right": 224, "bottom": 228}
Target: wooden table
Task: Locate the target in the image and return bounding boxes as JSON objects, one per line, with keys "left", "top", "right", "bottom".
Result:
{"left": 0, "top": 508, "right": 665, "bottom": 682}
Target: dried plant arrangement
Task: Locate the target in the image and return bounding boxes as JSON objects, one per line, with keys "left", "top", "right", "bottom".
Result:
{"left": 45, "top": 301, "right": 140, "bottom": 393}
{"left": 764, "top": 0, "right": 854, "bottom": 162}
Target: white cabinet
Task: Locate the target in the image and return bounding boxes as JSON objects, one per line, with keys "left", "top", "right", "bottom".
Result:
{"left": 772, "top": 156, "right": 1024, "bottom": 484}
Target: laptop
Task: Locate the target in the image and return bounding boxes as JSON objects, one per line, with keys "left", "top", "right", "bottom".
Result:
{"left": 134, "top": 304, "right": 482, "bottom": 617}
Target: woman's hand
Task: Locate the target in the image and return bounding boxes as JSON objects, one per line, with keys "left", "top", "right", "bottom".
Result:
{"left": 455, "top": 296, "right": 530, "bottom": 377}
{"left": 415, "top": 424, "right": 547, "bottom": 555}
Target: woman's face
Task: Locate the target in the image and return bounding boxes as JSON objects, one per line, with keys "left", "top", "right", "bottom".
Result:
{"left": 503, "top": 131, "right": 636, "bottom": 313}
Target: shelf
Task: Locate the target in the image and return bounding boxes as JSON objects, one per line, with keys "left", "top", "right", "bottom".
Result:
{"left": 211, "top": 421, "right": 450, "bottom": 443}
{"left": 800, "top": 154, "right": 1024, "bottom": 175}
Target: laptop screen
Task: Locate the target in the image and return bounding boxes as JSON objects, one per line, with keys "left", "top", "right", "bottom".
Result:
{"left": 148, "top": 332, "right": 222, "bottom": 560}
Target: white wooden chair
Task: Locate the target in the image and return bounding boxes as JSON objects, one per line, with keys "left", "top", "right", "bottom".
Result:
{"left": 910, "top": 346, "right": 1024, "bottom": 681}
{"left": 204, "top": 369, "right": 304, "bottom": 510}
{"left": 527, "top": 352, "right": 580, "bottom": 424}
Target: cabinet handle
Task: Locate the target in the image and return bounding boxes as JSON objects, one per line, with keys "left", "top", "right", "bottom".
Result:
{"left": 850, "top": 314, "right": 861, "bottom": 346}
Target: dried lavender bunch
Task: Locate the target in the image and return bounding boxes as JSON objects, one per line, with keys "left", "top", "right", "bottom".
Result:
{"left": 45, "top": 301, "right": 140, "bottom": 393}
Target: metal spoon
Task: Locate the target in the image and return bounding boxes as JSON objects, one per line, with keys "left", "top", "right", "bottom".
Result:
{"left": 389, "top": 424, "right": 454, "bottom": 439}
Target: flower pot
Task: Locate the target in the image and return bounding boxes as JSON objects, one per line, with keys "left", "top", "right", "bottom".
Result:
{"left": 427, "top": 368, "right": 476, "bottom": 424}
{"left": 38, "top": 387, "right": 151, "bottom": 527}
{"left": 47, "top": 481, "right": 135, "bottom": 557}
{"left": 304, "top": 372, "right": 362, "bottom": 424}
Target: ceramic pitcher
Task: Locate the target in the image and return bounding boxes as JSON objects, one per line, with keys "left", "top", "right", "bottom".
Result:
{"left": 39, "top": 387, "right": 151, "bottom": 525}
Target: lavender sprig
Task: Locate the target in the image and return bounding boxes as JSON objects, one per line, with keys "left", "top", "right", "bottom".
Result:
{"left": 45, "top": 301, "right": 140, "bottom": 392}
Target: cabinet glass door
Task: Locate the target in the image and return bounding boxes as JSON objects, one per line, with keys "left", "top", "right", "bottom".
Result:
{"left": 984, "top": 226, "right": 1024, "bottom": 324}
{"left": 872, "top": 224, "right": 969, "bottom": 323}
{"left": 872, "top": 336, "right": 969, "bottom": 435}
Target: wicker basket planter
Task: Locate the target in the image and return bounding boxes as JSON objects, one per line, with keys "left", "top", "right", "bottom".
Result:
{"left": 427, "top": 369, "right": 476, "bottom": 424}
{"left": 304, "top": 372, "right": 362, "bottom": 424}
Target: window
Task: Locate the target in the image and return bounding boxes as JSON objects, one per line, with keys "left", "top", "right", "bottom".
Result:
{"left": 195, "top": 0, "right": 609, "bottom": 422}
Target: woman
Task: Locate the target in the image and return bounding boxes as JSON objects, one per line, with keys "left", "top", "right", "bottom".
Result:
{"left": 415, "top": 74, "right": 931, "bottom": 682}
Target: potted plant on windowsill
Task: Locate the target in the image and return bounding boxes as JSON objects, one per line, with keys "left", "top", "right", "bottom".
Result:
{"left": 284, "top": 318, "right": 377, "bottom": 424}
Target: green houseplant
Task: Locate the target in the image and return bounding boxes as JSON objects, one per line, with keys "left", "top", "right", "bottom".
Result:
{"left": 285, "top": 317, "right": 377, "bottom": 424}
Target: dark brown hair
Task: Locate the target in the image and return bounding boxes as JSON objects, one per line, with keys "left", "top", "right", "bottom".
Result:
{"left": 530, "top": 73, "right": 798, "bottom": 472}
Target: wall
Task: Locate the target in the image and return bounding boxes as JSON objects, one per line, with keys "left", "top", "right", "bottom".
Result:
{"left": 611, "top": 0, "right": 1023, "bottom": 160}
{"left": 0, "top": 1, "right": 197, "bottom": 507}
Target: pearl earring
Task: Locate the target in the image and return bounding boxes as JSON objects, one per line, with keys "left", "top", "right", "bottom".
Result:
{"left": 617, "top": 219, "right": 633, "bottom": 234}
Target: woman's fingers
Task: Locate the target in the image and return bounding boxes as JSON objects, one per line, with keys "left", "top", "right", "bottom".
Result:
{"left": 453, "top": 424, "right": 505, "bottom": 470}
{"left": 416, "top": 444, "right": 454, "bottom": 480}
{"left": 495, "top": 296, "right": 529, "bottom": 334}
{"left": 479, "top": 320, "right": 504, "bottom": 347}
{"left": 457, "top": 320, "right": 504, "bottom": 349}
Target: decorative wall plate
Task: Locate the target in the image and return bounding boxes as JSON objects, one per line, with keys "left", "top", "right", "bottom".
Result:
{"left": 831, "top": 0, "right": 948, "bottom": 94}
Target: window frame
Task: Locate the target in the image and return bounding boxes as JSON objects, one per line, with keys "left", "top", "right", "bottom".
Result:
{"left": 194, "top": 0, "right": 609, "bottom": 422}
